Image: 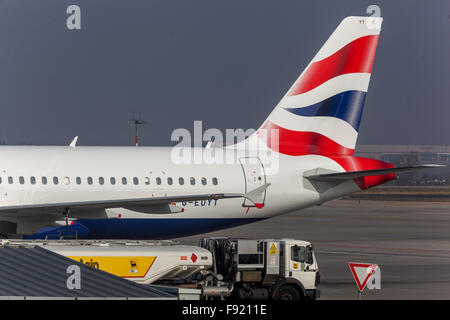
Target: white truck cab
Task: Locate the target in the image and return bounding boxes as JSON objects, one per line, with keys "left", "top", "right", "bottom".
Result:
{"left": 200, "top": 237, "right": 320, "bottom": 300}
{"left": 276, "top": 239, "right": 320, "bottom": 299}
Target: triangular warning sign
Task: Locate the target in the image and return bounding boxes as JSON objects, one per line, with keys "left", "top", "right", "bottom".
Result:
{"left": 348, "top": 262, "right": 377, "bottom": 292}
{"left": 269, "top": 243, "right": 277, "bottom": 254}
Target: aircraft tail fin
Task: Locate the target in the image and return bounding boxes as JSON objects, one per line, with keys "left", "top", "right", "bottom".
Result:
{"left": 256, "top": 16, "right": 382, "bottom": 156}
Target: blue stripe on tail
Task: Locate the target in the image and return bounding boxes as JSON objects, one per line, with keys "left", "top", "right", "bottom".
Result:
{"left": 283, "top": 90, "right": 367, "bottom": 131}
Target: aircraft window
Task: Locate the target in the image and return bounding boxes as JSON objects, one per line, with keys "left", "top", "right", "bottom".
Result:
{"left": 156, "top": 177, "right": 161, "bottom": 185}
{"left": 144, "top": 177, "right": 150, "bottom": 185}
{"left": 64, "top": 177, "right": 70, "bottom": 185}
{"left": 190, "top": 177, "right": 196, "bottom": 185}
{"left": 8, "top": 176, "right": 13, "bottom": 184}
{"left": 53, "top": 177, "right": 59, "bottom": 185}
{"left": 133, "top": 177, "right": 139, "bottom": 185}
{"left": 30, "top": 177, "right": 36, "bottom": 185}
{"left": 76, "top": 177, "right": 81, "bottom": 185}
{"left": 122, "top": 177, "right": 127, "bottom": 185}
{"left": 167, "top": 177, "right": 173, "bottom": 185}
{"left": 110, "top": 177, "right": 116, "bottom": 185}
{"left": 0, "top": 177, "right": 2, "bottom": 184}
{"left": 19, "top": 176, "right": 25, "bottom": 184}
{"left": 179, "top": 177, "right": 184, "bottom": 185}
{"left": 42, "top": 177, "right": 47, "bottom": 185}
{"left": 201, "top": 177, "right": 207, "bottom": 185}
{"left": 212, "top": 177, "right": 218, "bottom": 185}
{"left": 99, "top": 177, "right": 104, "bottom": 185}
{"left": 87, "top": 177, "right": 93, "bottom": 185}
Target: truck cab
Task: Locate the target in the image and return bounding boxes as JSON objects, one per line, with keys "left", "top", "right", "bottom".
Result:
{"left": 275, "top": 239, "right": 320, "bottom": 300}
{"left": 200, "top": 237, "right": 320, "bottom": 300}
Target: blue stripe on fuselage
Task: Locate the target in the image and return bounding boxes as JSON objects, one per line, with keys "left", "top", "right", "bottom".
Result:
{"left": 283, "top": 90, "right": 367, "bottom": 131}
{"left": 25, "top": 218, "right": 265, "bottom": 240}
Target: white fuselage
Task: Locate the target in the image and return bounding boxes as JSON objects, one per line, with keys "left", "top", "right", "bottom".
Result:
{"left": 0, "top": 146, "right": 359, "bottom": 238}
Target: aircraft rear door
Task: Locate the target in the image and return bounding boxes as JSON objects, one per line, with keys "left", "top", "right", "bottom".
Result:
{"left": 239, "top": 157, "right": 267, "bottom": 207}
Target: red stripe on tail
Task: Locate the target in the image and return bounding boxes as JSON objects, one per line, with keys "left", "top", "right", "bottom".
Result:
{"left": 288, "top": 35, "right": 379, "bottom": 96}
{"left": 257, "top": 121, "right": 354, "bottom": 156}
{"left": 331, "top": 156, "right": 395, "bottom": 190}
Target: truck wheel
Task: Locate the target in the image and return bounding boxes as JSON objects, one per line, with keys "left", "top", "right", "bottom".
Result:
{"left": 273, "top": 285, "right": 301, "bottom": 300}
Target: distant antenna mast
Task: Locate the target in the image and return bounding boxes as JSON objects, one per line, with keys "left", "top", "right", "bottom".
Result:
{"left": 131, "top": 112, "right": 146, "bottom": 146}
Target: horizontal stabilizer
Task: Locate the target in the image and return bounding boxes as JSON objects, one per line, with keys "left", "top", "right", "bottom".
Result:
{"left": 304, "top": 165, "right": 445, "bottom": 182}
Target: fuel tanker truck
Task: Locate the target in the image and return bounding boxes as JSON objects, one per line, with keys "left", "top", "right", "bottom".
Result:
{"left": 2, "top": 237, "right": 320, "bottom": 300}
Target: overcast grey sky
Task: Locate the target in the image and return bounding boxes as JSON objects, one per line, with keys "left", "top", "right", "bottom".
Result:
{"left": 0, "top": 0, "right": 448, "bottom": 146}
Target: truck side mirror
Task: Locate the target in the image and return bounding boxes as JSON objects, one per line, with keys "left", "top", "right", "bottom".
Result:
{"left": 306, "top": 247, "right": 314, "bottom": 265}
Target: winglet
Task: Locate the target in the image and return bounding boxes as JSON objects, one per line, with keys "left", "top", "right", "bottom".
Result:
{"left": 69, "top": 136, "right": 78, "bottom": 148}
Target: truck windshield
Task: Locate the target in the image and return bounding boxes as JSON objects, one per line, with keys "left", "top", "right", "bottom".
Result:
{"left": 291, "top": 245, "right": 314, "bottom": 264}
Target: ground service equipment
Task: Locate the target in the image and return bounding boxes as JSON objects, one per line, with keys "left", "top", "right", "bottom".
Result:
{"left": 1, "top": 237, "right": 320, "bottom": 300}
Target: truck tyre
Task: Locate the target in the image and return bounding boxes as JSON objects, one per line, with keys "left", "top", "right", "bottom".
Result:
{"left": 273, "top": 285, "right": 301, "bottom": 300}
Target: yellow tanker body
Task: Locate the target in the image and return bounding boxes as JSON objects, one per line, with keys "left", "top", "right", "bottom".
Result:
{"left": 66, "top": 255, "right": 157, "bottom": 279}
{"left": 15, "top": 240, "right": 213, "bottom": 284}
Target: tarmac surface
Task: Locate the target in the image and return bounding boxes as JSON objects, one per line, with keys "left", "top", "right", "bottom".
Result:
{"left": 179, "top": 199, "right": 450, "bottom": 300}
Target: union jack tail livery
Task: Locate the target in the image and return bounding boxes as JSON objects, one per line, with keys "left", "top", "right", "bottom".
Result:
{"left": 257, "top": 16, "right": 382, "bottom": 157}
